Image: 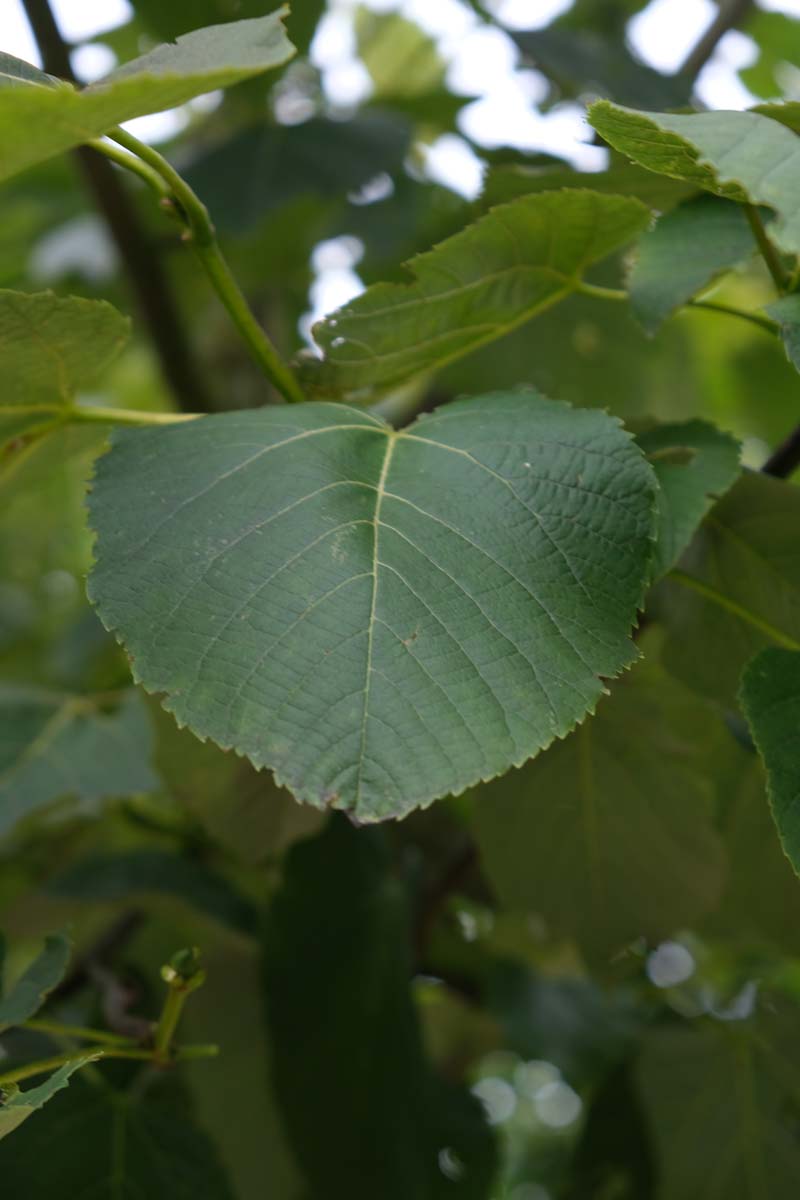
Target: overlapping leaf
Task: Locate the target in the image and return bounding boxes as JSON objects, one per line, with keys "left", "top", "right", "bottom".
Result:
{"left": 629, "top": 195, "right": 754, "bottom": 333}
{"left": 0, "top": 932, "right": 70, "bottom": 1032}
{"left": 0, "top": 11, "right": 294, "bottom": 183}
{"left": 766, "top": 293, "right": 800, "bottom": 372}
{"left": 660, "top": 472, "right": 800, "bottom": 704}
{"left": 0, "top": 1055, "right": 100, "bottom": 1141}
{"left": 472, "top": 658, "right": 726, "bottom": 961}
{"left": 636, "top": 419, "right": 741, "bottom": 579}
{"left": 740, "top": 647, "right": 800, "bottom": 875}
{"left": 299, "top": 190, "right": 650, "bottom": 400}
{"left": 589, "top": 101, "right": 800, "bottom": 256}
{"left": 0, "top": 1074, "right": 236, "bottom": 1195}
{"left": 0, "top": 688, "right": 157, "bottom": 838}
{"left": 638, "top": 996, "right": 800, "bottom": 1198}
{"left": 87, "top": 392, "right": 657, "bottom": 822}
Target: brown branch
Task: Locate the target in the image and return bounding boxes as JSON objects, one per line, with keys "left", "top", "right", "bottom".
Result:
{"left": 21, "top": 0, "right": 213, "bottom": 412}
{"left": 679, "top": 0, "right": 755, "bottom": 81}
{"left": 50, "top": 910, "right": 144, "bottom": 1004}
{"left": 762, "top": 427, "right": 800, "bottom": 479}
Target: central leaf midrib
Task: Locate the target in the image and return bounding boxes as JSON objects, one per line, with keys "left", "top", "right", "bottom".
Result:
{"left": 356, "top": 430, "right": 398, "bottom": 805}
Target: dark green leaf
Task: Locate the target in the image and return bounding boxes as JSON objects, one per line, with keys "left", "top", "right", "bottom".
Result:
{"left": 589, "top": 101, "right": 800, "bottom": 256}
{"left": 629, "top": 196, "right": 754, "bottom": 334}
{"left": 49, "top": 850, "right": 258, "bottom": 934}
{"left": 740, "top": 11, "right": 800, "bottom": 100}
{"left": 472, "top": 658, "right": 726, "bottom": 961}
{"left": 514, "top": 28, "right": 690, "bottom": 109}
{"left": 0, "top": 689, "right": 157, "bottom": 838}
{"left": 299, "top": 190, "right": 650, "bottom": 400}
{"left": 0, "top": 1054, "right": 100, "bottom": 1140}
{"left": 0, "top": 11, "right": 295, "bottom": 183}
{"left": 183, "top": 112, "right": 412, "bottom": 233}
{"left": 660, "top": 472, "right": 800, "bottom": 705}
{"left": 765, "top": 293, "right": 800, "bottom": 372}
{"left": 87, "top": 392, "right": 656, "bottom": 823}
{"left": 263, "top": 817, "right": 497, "bottom": 1198}
{"left": 0, "top": 932, "right": 71, "bottom": 1031}
{"left": 740, "top": 647, "right": 800, "bottom": 876}
{"left": 0, "top": 1072, "right": 236, "bottom": 1197}
{"left": 636, "top": 419, "right": 741, "bottom": 579}
{"left": 637, "top": 997, "right": 800, "bottom": 1199}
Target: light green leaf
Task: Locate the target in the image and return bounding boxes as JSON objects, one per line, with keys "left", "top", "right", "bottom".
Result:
{"left": 0, "top": 10, "right": 294, "bottom": 183}
{"left": 0, "top": 933, "right": 71, "bottom": 1032}
{"left": 471, "top": 658, "right": 726, "bottom": 961}
{"left": 660, "top": 472, "right": 800, "bottom": 705}
{"left": 636, "top": 419, "right": 741, "bottom": 579}
{"left": 0, "top": 688, "right": 158, "bottom": 839}
{"left": 355, "top": 6, "right": 446, "bottom": 98}
{"left": 0, "top": 1074, "right": 236, "bottom": 1196}
{"left": 0, "top": 52, "right": 56, "bottom": 89}
{"left": 263, "top": 817, "right": 497, "bottom": 1197}
{"left": 87, "top": 392, "right": 657, "bottom": 823}
{"left": 629, "top": 195, "right": 754, "bottom": 333}
{"left": 588, "top": 101, "right": 800, "bottom": 257}
{"left": 299, "top": 190, "right": 650, "bottom": 400}
{"left": 0, "top": 1055, "right": 100, "bottom": 1141}
{"left": 740, "top": 647, "right": 800, "bottom": 877}
{"left": 740, "top": 11, "right": 800, "bottom": 99}
{"left": 765, "top": 293, "right": 800, "bottom": 372}
{"left": 0, "top": 289, "right": 129, "bottom": 469}
{"left": 637, "top": 996, "right": 800, "bottom": 1199}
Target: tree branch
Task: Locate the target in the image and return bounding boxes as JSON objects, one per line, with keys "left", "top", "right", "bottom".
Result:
{"left": 679, "top": 0, "right": 755, "bottom": 81}
{"left": 20, "top": 0, "right": 213, "bottom": 413}
{"left": 762, "top": 428, "right": 800, "bottom": 479}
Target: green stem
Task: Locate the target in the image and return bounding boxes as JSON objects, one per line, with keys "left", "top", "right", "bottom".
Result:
{"left": 0, "top": 1048, "right": 152, "bottom": 1088}
{"left": 668, "top": 569, "right": 800, "bottom": 650}
{"left": 85, "top": 139, "right": 171, "bottom": 203}
{"left": 23, "top": 1018, "right": 138, "bottom": 1048}
{"left": 102, "top": 128, "right": 304, "bottom": 404}
{"left": 744, "top": 204, "right": 791, "bottom": 293}
{"left": 575, "top": 281, "right": 779, "bottom": 335}
{"left": 154, "top": 987, "right": 186, "bottom": 1061}
{"left": 68, "top": 403, "right": 199, "bottom": 427}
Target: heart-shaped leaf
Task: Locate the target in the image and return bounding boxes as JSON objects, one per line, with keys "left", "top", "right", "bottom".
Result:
{"left": 299, "top": 190, "right": 650, "bottom": 401}
{"left": 87, "top": 392, "right": 657, "bottom": 822}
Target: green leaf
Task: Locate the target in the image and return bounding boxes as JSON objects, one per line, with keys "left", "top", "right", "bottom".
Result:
{"left": 298, "top": 190, "right": 651, "bottom": 400}
{"left": 636, "top": 419, "right": 741, "bottom": 580}
{"left": 263, "top": 817, "right": 497, "bottom": 1198}
{"left": 637, "top": 996, "right": 800, "bottom": 1199}
{"left": 765, "top": 293, "right": 800, "bottom": 372}
{"left": 0, "top": 10, "right": 295, "bottom": 183}
{"left": 660, "top": 472, "right": 800, "bottom": 705}
{"left": 0, "top": 1054, "right": 100, "bottom": 1141}
{"left": 49, "top": 850, "right": 259, "bottom": 934}
{"left": 588, "top": 101, "right": 800, "bottom": 257}
{"left": 0, "top": 52, "right": 56, "bottom": 88}
{"left": 0, "top": 932, "right": 71, "bottom": 1031}
{"left": 183, "top": 112, "right": 412, "bottom": 233}
{"left": 151, "top": 701, "right": 324, "bottom": 863}
{"left": 740, "top": 11, "right": 800, "bottom": 100}
{"left": 0, "top": 688, "right": 158, "bottom": 839}
{"left": 0, "top": 289, "right": 130, "bottom": 464}
{"left": 513, "top": 27, "right": 691, "bottom": 109}
{"left": 472, "top": 658, "right": 726, "bottom": 961}
{"left": 356, "top": 6, "right": 446, "bottom": 99}
{"left": 0, "top": 1073, "right": 236, "bottom": 1196}
{"left": 481, "top": 158, "right": 695, "bottom": 213}
{"left": 87, "top": 392, "right": 657, "bottom": 823}
{"left": 740, "top": 647, "right": 800, "bottom": 877}
{"left": 628, "top": 195, "right": 754, "bottom": 334}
